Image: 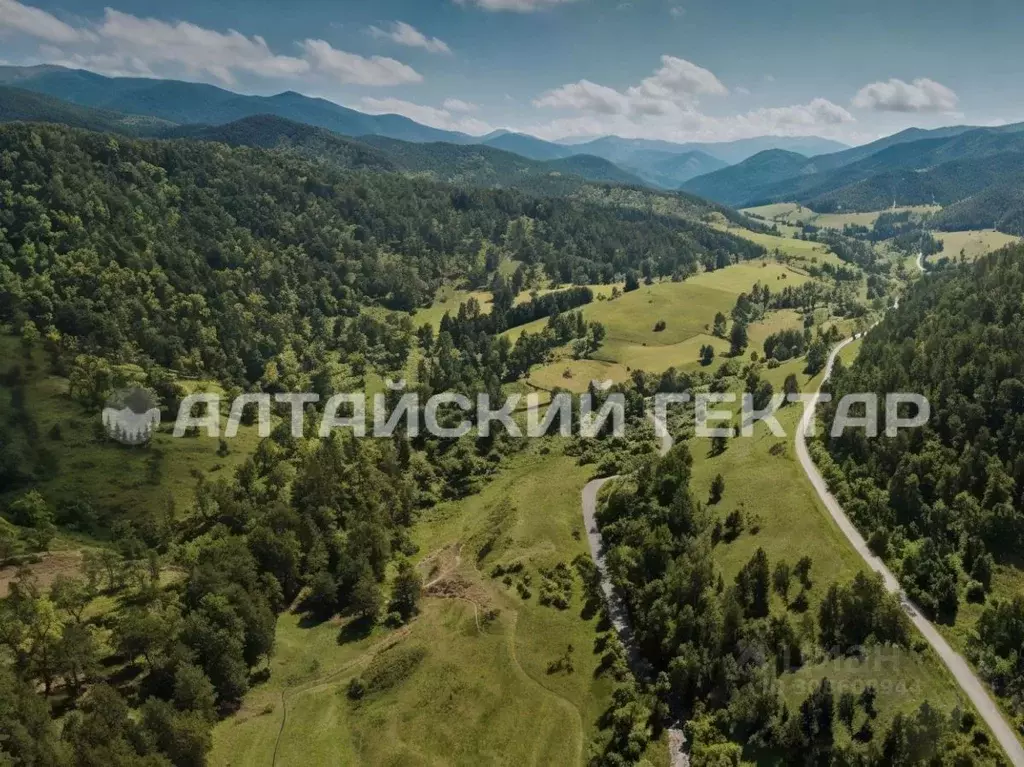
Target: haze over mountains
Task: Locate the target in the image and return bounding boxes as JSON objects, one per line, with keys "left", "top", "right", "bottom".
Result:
{"left": 0, "top": 65, "right": 843, "bottom": 189}
{"left": 5, "top": 64, "right": 1024, "bottom": 236}
{"left": 682, "top": 121, "right": 1024, "bottom": 233}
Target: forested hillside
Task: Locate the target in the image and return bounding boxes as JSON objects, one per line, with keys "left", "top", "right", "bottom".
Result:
{"left": 0, "top": 85, "right": 172, "bottom": 136}
{"left": 0, "top": 122, "right": 762, "bottom": 385}
{"left": 0, "top": 90, "right": 650, "bottom": 192}
{"left": 932, "top": 184, "right": 1024, "bottom": 236}
{"left": 682, "top": 122, "right": 1024, "bottom": 220}
{"left": 595, "top": 444, "right": 999, "bottom": 764}
{"left": 0, "top": 65, "right": 470, "bottom": 144}
{"left": 682, "top": 149, "right": 813, "bottom": 207}
{"left": 818, "top": 245, "right": 1024, "bottom": 719}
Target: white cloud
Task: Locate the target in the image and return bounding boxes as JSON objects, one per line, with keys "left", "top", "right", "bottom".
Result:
{"left": 443, "top": 98, "right": 478, "bottom": 112}
{"left": 361, "top": 97, "right": 494, "bottom": 135}
{"left": 534, "top": 79, "right": 631, "bottom": 115}
{"left": 735, "top": 86, "right": 751, "bottom": 96}
{"left": 528, "top": 55, "right": 856, "bottom": 142}
{"left": 97, "top": 9, "right": 309, "bottom": 84}
{"left": 0, "top": 0, "right": 90, "bottom": 43}
{"left": 454, "top": 0, "right": 584, "bottom": 12}
{"left": 368, "top": 21, "right": 451, "bottom": 55}
{"left": 852, "top": 77, "right": 958, "bottom": 113}
{"left": 1, "top": 0, "right": 422, "bottom": 88}
{"left": 523, "top": 96, "right": 854, "bottom": 143}
{"left": 534, "top": 55, "right": 726, "bottom": 120}
{"left": 669, "top": 6, "right": 685, "bottom": 18}
{"left": 741, "top": 98, "right": 854, "bottom": 128}
{"left": 301, "top": 39, "right": 422, "bottom": 86}
{"left": 626, "top": 55, "right": 727, "bottom": 104}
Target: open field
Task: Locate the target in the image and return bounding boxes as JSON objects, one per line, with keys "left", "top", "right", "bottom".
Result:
{"left": 933, "top": 229, "right": 1020, "bottom": 264}
{"left": 414, "top": 283, "right": 620, "bottom": 330}
{"left": 212, "top": 444, "right": 667, "bottom": 767}
{"left": 513, "top": 260, "right": 815, "bottom": 391}
{"left": 509, "top": 261, "right": 808, "bottom": 348}
{"left": 681, "top": 344, "right": 985, "bottom": 737}
{"left": 528, "top": 309, "right": 808, "bottom": 393}
{"left": 743, "top": 203, "right": 941, "bottom": 230}
{"left": 0, "top": 335, "right": 264, "bottom": 531}
{"left": 0, "top": 548, "right": 82, "bottom": 597}
{"left": 711, "top": 219, "right": 849, "bottom": 269}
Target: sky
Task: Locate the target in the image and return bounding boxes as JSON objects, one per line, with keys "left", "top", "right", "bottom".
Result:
{"left": 1, "top": 0, "right": 1022, "bottom": 146}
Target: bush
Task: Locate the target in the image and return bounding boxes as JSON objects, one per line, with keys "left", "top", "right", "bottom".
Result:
{"left": 965, "top": 580, "right": 986, "bottom": 604}
{"left": 346, "top": 678, "right": 365, "bottom": 700}
{"left": 361, "top": 645, "right": 427, "bottom": 694}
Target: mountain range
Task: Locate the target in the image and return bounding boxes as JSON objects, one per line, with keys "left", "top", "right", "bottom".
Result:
{"left": 0, "top": 64, "right": 844, "bottom": 190}
{"left": 0, "top": 87, "right": 650, "bottom": 195}
{"left": 6, "top": 64, "right": 1024, "bottom": 237}
{"left": 682, "top": 122, "right": 1024, "bottom": 219}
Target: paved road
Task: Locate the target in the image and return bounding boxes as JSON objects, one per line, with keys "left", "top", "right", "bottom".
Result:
{"left": 794, "top": 303, "right": 1024, "bottom": 767}
{"left": 581, "top": 415, "right": 688, "bottom": 767}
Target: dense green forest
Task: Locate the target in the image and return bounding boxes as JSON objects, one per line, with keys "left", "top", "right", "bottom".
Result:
{"left": 171, "top": 115, "right": 647, "bottom": 194}
{"left": 682, "top": 121, "right": 1024, "bottom": 223}
{"left": 0, "top": 122, "right": 763, "bottom": 386}
{"left": 932, "top": 184, "right": 1024, "bottom": 236}
{"left": 0, "top": 85, "right": 174, "bottom": 137}
{"left": 817, "top": 245, "right": 1024, "bottom": 717}
{"left": 0, "top": 114, "right": 774, "bottom": 766}
{"left": 593, "top": 444, "right": 999, "bottom": 764}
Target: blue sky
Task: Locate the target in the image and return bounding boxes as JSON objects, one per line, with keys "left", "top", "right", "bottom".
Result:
{"left": 2, "top": 0, "right": 1021, "bottom": 145}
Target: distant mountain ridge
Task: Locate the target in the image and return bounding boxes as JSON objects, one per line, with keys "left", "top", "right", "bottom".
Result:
{"left": 0, "top": 65, "right": 854, "bottom": 192}
{"left": 0, "top": 84, "right": 174, "bottom": 136}
{"left": 0, "top": 65, "right": 475, "bottom": 144}
{"left": 0, "top": 94, "right": 648, "bottom": 195}
{"left": 682, "top": 122, "right": 1024, "bottom": 210}
{"left": 562, "top": 135, "right": 849, "bottom": 164}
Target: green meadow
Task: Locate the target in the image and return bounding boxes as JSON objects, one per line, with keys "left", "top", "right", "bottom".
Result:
{"left": 743, "top": 203, "right": 941, "bottom": 231}
{"left": 678, "top": 343, "right": 985, "bottom": 736}
{"left": 0, "top": 336, "right": 264, "bottom": 529}
{"left": 211, "top": 444, "right": 668, "bottom": 766}
{"left": 933, "top": 229, "right": 1020, "bottom": 263}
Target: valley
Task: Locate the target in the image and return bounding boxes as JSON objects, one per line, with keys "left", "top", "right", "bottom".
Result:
{"left": 3, "top": 29, "right": 1024, "bottom": 767}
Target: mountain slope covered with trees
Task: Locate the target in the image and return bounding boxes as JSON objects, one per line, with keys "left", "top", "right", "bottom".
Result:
{"left": 816, "top": 245, "right": 1024, "bottom": 722}
{"left": 682, "top": 123, "right": 1024, "bottom": 220}
{"left": 0, "top": 122, "right": 762, "bottom": 387}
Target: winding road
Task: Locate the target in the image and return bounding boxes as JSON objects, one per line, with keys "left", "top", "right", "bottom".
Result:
{"left": 580, "top": 254, "right": 1024, "bottom": 765}
{"left": 795, "top": 261, "right": 1024, "bottom": 766}
{"left": 580, "top": 416, "right": 689, "bottom": 766}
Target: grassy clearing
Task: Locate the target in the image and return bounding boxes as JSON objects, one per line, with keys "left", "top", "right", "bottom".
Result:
{"left": 526, "top": 309, "right": 809, "bottom": 393}
{"left": 414, "top": 283, "right": 621, "bottom": 331}
{"left": 934, "top": 229, "right": 1020, "bottom": 263}
{"left": 511, "top": 262, "right": 812, "bottom": 392}
{"left": 0, "top": 548, "right": 82, "bottom": 597}
{"left": 681, "top": 348, "right": 982, "bottom": 732}
{"left": 743, "top": 203, "right": 941, "bottom": 230}
{"left": 213, "top": 444, "right": 665, "bottom": 766}
{"left": 712, "top": 220, "right": 848, "bottom": 269}
{"left": 0, "top": 337, "right": 263, "bottom": 530}
{"left": 209, "top": 608, "right": 399, "bottom": 767}
{"left": 413, "top": 286, "right": 496, "bottom": 329}
{"left": 510, "top": 262, "right": 807, "bottom": 347}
